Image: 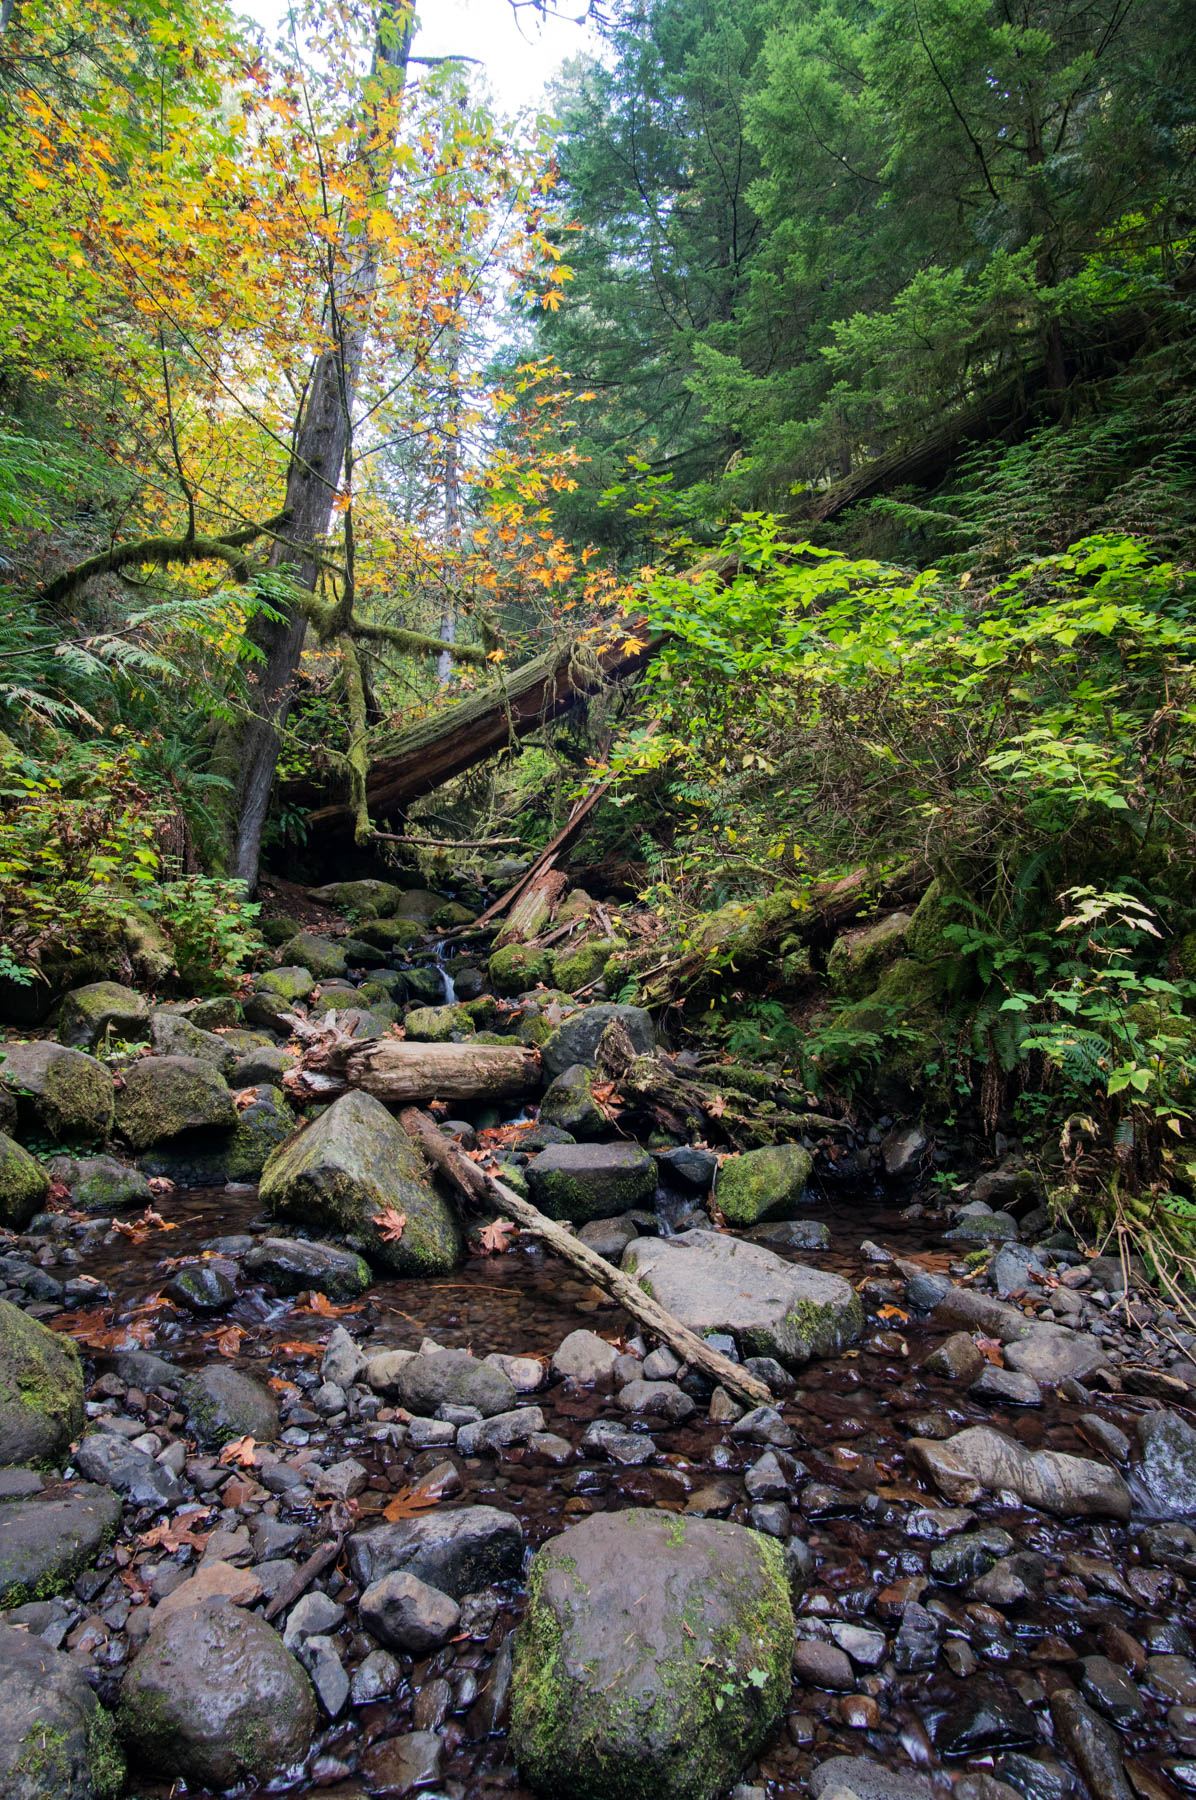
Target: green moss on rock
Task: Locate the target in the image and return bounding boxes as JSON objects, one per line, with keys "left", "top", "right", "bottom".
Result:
{"left": 554, "top": 938, "right": 627, "bottom": 995}
{"left": 0, "top": 1298, "right": 84, "bottom": 1468}
{"left": 0, "top": 1133, "right": 51, "bottom": 1230}
{"left": 490, "top": 944, "right": 555, "bottom": 997}
{"left": 404, "top": 1004, "right": 476, "bottom": 1042}
{"left": 716, "top": 1144, "right": 813, "bottom": 1227}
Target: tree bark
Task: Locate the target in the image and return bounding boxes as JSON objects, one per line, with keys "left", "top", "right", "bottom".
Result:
{"left": 228, "top": 1, "right": 415, "bottom": 889}
{"left": 398, "top": 1106, "right": 773, "bottom": 1408}
{"left": 345, "top": 1039, "right": 541, "bottom": 1104}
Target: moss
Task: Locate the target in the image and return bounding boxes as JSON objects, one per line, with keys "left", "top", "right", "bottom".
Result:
{"left": 775, "top": 1289, "right": 865, "bottom": 1363}
{"left": 86, "top": 1703, "right": 126, "bottom": 1800}
{"left": 826, "top": 910, "right": 913, "bottom": 1000}
{"left": 403, "top": 1004, "right": 476, "bottom": 1042}
{"left": 714, "top": 1063, "right": 774, "bottom": 1099}
{"left": 904, "top": 878, "right": 971, "bottom": 964}
{"left": 0, "top": 1296, "right": 84, "bottom": 1468}
{"left": 490, "top": 944, "right": 555, "bottom": 998}
{"left": 0, "top": 1132, "right": 52, "bottom": 1229}
{"left": 716, "top": 1144, "right": 813, "bottom": 1227}
{"left": 555, "top": 938, "right": 627, "bottom": 995}
{"left": 15, "top": 1723, "right": 73, "bottom": 1791}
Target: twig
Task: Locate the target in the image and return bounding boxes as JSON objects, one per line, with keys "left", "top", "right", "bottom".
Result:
{"left": 373, "top": 832, "right": 522, "bottom": 849}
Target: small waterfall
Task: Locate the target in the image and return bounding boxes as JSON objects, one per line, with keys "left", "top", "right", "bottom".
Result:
{"left": 433, "top": 940, "right": 456, "bottom": 1004}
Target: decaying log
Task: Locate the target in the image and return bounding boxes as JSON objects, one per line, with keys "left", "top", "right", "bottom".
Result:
{"left": 398, "top": 1107, "right": 772, "bottom": 1408}
{"left": 493, "top": 870, "right": 569, "bottom": 947}
{"left": 345, "top": 1039, "right": 540, "bottom": 1105}
{"left": 287, "top": 634, "right": 660, "bottom": 845}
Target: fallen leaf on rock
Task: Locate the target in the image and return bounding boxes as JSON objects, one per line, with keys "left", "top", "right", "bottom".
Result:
{"left": 476, "top": 1218, "right": 519, "bottom": 1255}
{"left": 139, "top": 1512, "right": 212, "bottom": 1554}
{"left": 46, "top": 1178, "right": 72, "bottom": 1205}
{"left": 147, "top": 1176, "right": 175, "bottom": 1196}
{"left": 371, "top": 1205, "right": 407, "bottom": 1243}
{"left": 706, "top": 1094, "right": 728, "bottom": 1118}
{"left": 218, "top": 1434, "right": 258, "bottom": 1468}
{"left": 233, "top": 1087, "right": 260, "bottom": 1111}
{"left": 975, "top": 1334, "right": 1004, "bottom": 1365}
{"left": 297, "top": 1292, "right": 361, "bottom": 1318}
{"left": 268, "top": 1376, "right": 300, "bottom": 1397}
{"left": 276, "top": 1339, "right": 323, "bottom": 1359}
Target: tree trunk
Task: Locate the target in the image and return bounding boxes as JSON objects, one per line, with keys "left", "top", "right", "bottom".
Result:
{"left": 345, "top": 1039, "right": 540, "bottom": 1104}
{"left": 228, "top": 1, "right": 415, "bottom": 888}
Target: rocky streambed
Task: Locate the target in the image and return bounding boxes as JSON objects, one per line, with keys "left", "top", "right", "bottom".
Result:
{"left": 1, "top": 887, "right": 1196, "bottom": 1800}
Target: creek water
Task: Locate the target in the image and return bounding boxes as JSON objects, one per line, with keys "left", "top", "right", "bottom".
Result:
{"left": 75, "top": 1176, "right": 1190, "bottom": 1800}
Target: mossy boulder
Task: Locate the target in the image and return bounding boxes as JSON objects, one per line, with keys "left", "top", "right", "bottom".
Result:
{"left": 509, "top": 1509, "right": 794, "bottom": 1800}
{"left": 46, "top": 1154, "right": 151, "bottom": 1213}
{"left": 148, "top": 1012, "right": 236, "bottom": 1076}
{"left": 394, "top": 889, "right": 447, "bottom": 922}
{"left": 140, "top": 1084, "right": 294, "bottom": 1184}
{"left": 354, "top": 918, "right": 425, "bottom": 953}
{"left": 0, "top": 1042, "right": 115, "bottom": 1142}
{"left": 716, "top": 1143, "right": 813, "bottom": 1228}
{"left": 905, "top": 878, "right": 972, "bottom": 963}
{"left": 310, "top": 879, "right": 407, "bottom": 918}
{"left": 117, "top": 1601, "right": 316, "bottom": 1788}
{"left": 540, "top": 1064, "right": 606, "bottom": 1139}
{"left": 404, "top": 1004, "right": 476, "bottom": 1042}
{"left": 554, "top": 937, "right": 627, "bottom": 995}
{"left": 339, "top": 936, "right": 388, "bottom": 968}
{"left": 432, "top": 901, "right": 478, "bottom": 928}
{"left": 490, "top": 944, "right": 555, "bottom": 997}
{"left": 259, "top": 1089, "right": 460, "bottom": 1275}
{"left": 189, "top": 995, "right": 243, "bottom": 1030}
{"left": 826, "top": 911, "right": 913, "bottom": 1000}
{"left": 254, "top": 964, "right": 315, "bottom": 1004}
{"left": 114, "top": 1056, "right": 236, "bottom": 1151}
{"left": 0, "top": 1486, "right": 122, "bottom": 1606}
{"left": 0, "top": 1297, "right": 84, "bottom": 1466}
{"left": 0, "top": 1617, "right": 126, "bottom": 1799}
{"left": 541, "top": 1004, "right": 655, "bottom": 1079}
{"left": 261, "top": 915, "right": 302, "bottom": 947}
{"left": 623, "top": 1230, "right": 862, "bottom": 1366}
{"left": 277, "top": 931, "right": 348, "bottom": 981}
{"left": 180, "top": 1365, "right": 280, "bottom": 1449}
{"left": 0, "top": 1133, "right": 51, "bottom": 1229}
{"left": 525, "top": 1142, "right": 656, "bottom": 1224}
{"left": 819, "top": 956, "right": 951, "bottom": 1109}
{"left": 689, "top": 891, "right": 800, "bottom": 963}
{"left": 57, "top": 982, "right": 149, "bottom": 1051}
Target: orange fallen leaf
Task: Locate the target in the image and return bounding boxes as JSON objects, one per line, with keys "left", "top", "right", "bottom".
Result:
{"left": 212, "top": 1324, "right": 246, "bottom": 1358}
{"left": 297, "top": 1292, "right": 361, "bottom": 1318}
{"left": 233, "top": 1087, "right": 260, "bottom": 1111}
{"left": 477, "top": 1218, "right": 519, "bottom": 1256}
{"left": 218, "top": 1434, "right": 258, "bottom": 1468}
{"left": 372, "top": 1206, "right": 407, "bottom": 1244}
{"left": 139, "top": 1511, "right": 212, "bottom": 1553}
{"left": 975, "top": 1334, "right": 1004, "bottom": 1365}
{"left": 112, "top": 1208, "right": 178, "bottom": 1244}
{"left": 276, "top": 1339, "right": 323, "bottom": 1359}
{"left": 878, "top": 1304, "right": 910, "bottom": 1323}
{"left": 147, "top": 1176, "right": 175, "bottom": 1196}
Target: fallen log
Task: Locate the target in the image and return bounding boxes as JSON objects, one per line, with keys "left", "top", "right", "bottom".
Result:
{"left": 398, "top": 1106, "right": 772, "bottom": 1409}
{"left": 287, "top": 632, "right": 661, "bottom": 846}
{"left": 285, "top": 1030, "right": 541, "bottom": 1105}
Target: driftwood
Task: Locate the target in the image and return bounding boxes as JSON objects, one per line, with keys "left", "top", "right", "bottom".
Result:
{"left": 398, "top": 1107, "right": 772, "bottom": 1409}
{"left": 287, "top": 634, "right": 659, "bottom": 845}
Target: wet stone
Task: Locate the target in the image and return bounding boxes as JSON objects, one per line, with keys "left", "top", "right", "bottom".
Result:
{"left": 1049, "top": 1687, "right": 1134, "bottom": 1800}
{"left": 893, "top": 1600, "right": 939, "bottom": 1671}
{"left": 361, "top": 1729, "right": 443, "bottom": 1797}
{"left": 809, "top": 1757, "right": 936, "bottom": 1800}
{"left": 970, "top": 1365, "right": 1042, "bottom": 1407}
{"left": 929, "top": 1525, "right": 1015, "bottom": 1585}
{"left": 793, "top": 1638, "right": 856, "bottom": 1690}
{"left": 1080, "top": 1656, "right": 1145, "bottom": 1725}
{"left": 934, "top": 1687, "right": 1040, "bottom": 1755}
{"left": 1145, "top": 1656, "right": 1196, "bottom": 1706}
{"left": 581, "top": 1419, "right": 656, "bottom": 1465}
{"left": 829, "top": 1622, "right": 886, "bottom": 1668}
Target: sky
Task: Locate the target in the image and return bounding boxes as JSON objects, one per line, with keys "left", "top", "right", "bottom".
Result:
{"left": 243, "top": 0, "right": 600, "bottom": 120}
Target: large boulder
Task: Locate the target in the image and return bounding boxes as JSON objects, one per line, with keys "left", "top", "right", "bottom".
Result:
{"left": 0, "top": 1298, "right": 84, "bottom": 1466}
{"left": 915, "top": 1426, "right": 1131, "bottom": 1520}
{"left": 0, "top": 1133, "right": 51, "bottom": 1230}
{"left": 46, "top": 1154, "right": 151, "bottom": 1214}
{"left": 541, "top": 1004, "right": 655, "bottom": 1079}
{"left": 525, "top": 1142, "right": 656, "bottom": 1223}
{"left": 277, "top": 932, "right": 348, "bottom": 981}
{"left": 354, "top": 918, "right": 425, "bottom": 953}
{"left": 113, "top": 1056, "right": 236, "bottom": 1150}
{"left": 348, "top": 1506, "right": 523, "bottom": 1599}
{"left": 0, "top": 1621, "right": 125, "bottom": 1799}
{"left": 489, "top": 944, "right": 554, "bottom": 997}
{"left": 826, "top": 912, "right": 913, "bottom": 1000}
{"left": 310, "top": 879, "right": 407, "bottom": 918}
{"left": 509, "top": 1510, "right": 794, "bottom": 1800}
{"left": 716, "top": 1143, "right": 813, "bottom": 1227}
{"left": 0, "top": 1042, "right": 115, "bottom": 1141}
{"left": 57, "top": 982, "right": 149, "bottom": 1051}
{"left": 396, "top": 1349, "right": 518, "bottom": 1419}
{"left": 148, "top": 1012, "right": 237, "bottom": 1076}
{"left": 243, "top": 1236, "right": 371, "bottom": 1302}
{"left": 0, "top": 1486, "right": 121, "bottom": 1604}
{"left": 117, "top": 1600, "right": 316, "bottom": 1788}
{"left": 254, "top": 964, "right": 315, "bottom": 1006}
{"left": 554, "top": 937, "right": 625, "bottom": 995}
{"left": 623, "top": 1230, "right": 862, "bottom": 1366}
{"left": 180, "top": 1366, "right": 279, "bottom": 1449}
{"left": 141, "top": 1084, "right": 293, "bottom": 1184}
{"left": 258, "top": 1089, "right": 460, "bottom": 1275}
{"left": 1135, "top": 1410, "right": 1196, "bottom": 1521}
{"left": 539, "top": 1065, "right": 607, "bottom": 1138}
{"left": 394, "top": 889, "right": 446, "bottom": 922}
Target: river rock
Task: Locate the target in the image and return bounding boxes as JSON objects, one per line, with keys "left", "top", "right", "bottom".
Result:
{"left": 623, "top": 1230, "right": 863, "bottom": 1365}
{"left": 243, "top": 1238, "right": 371, "bottom": 1305}
{"left": 259, "top": 1089, "right": 460, "bottom": 1275}
{"left": 310, "top": 878, "right": 407, "bottom": 917}
{"left": 946, "top": 1208, "right": 1019, "bottom": 1243}
{"left": 114, "top": 1055, "right": 236, "bottom": 1150}
{"left": 541, "top": 1003, "right": 655, "bottom": 1078}
{"left": 716, "top": 1143, "right": 814, "bottom": 1227}
{"left": 46, "top": 1153, "right": 151, "bottom": 1213}
{"left": 747, "top": 1218, "right": 831, "bottom": 1251}
{"left": 509, "top": 1509, "right": 794, "bottom": 1800}
{"left": 277, "top": 931, "right": 348, "bottom": 980}
{"left": 148, "top": 1012, "right": 237, "bottom": 1075}
{"left": 360, "top": 1571, "right": 461, "bottom": 1653}
{"left": 809, "top": 1758, "right": 936, "bottom": 1800}
{"left": 552, "top": 1327, "right": 620, "bottom": 1383}
{"left": 162, "top": 1262, "right": 236, "bottom": 1313}
{"left": 1135, "top": 1410, "right": 1196, "bottom": 1520}
{"left": 253, "top": 964, "right": 316, "bottom": 1007}
{"left": 0, "top": 1042, "right": 115, "bottom": 1141}
{"left": 526, "top": 1141, "right": 656, "bottom": 1222}
{"left": 970, "top": 1365, "right": 1042, "bottom": 1407}
{"left": 1048, "top": 1687, "right": 1133, "bottom": 1800}
{"left": 396, "top": 1348, "right": 517, "bottom": 1418}
{"left": 0, "top": 1619, "right": 125, "bottom": 1799}
{"left": 73, "top": 1433, "right": 186, "bottom": 1510}
{"left": 57, "top": 981, "right": 149, "bottom": 1050}
{"left": 0, "top": 1485, "right": 122, "bottom": 1604}
{"left": 181, "top": 1365, "right": 279, "bottom": 1448}
{"left": 540, "top": 1064, "right": 606, "bottom": 1138}
{"left": 934, "top": 1425, "right": 1131, "bottom": 1519}
{"left": 117, "top": 1600, "right": 317, "bottom": 1788}
{"left": 926, "top": 1332, "right": 985, "bottom": 1383}
{"left": 0, "top": 1133, "right": 51, "bottom": 1229}
{"left": 347, "top": 1505, "right": 523, "bottom": 1598}
{"left": 1004, "top": 1327, "right": 1109, "bottom": 1384}
{"left": 230, "top": 1043, "right": 296, "bottom": 1086}
{"left": 141, "top": 1083, "right": 293, "bottom": 1184}
{"left": 0, "top": 1297, "right": 84, "bottom": 1466}
{"left": 489, "top": 944, "right": 555, "bottom": 997}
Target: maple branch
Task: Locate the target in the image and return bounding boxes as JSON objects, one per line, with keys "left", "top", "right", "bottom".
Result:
{"left": 34, "top": 518, "right": 286, "bottom": 611}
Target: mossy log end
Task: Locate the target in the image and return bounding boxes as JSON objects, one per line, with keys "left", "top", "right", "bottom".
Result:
{"left": 286, "top": 631, "right": 662, "bottom": 844}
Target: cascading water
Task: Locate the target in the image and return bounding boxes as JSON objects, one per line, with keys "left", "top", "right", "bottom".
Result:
{"left": 432, "top": 939, "right": 456, "bottom": 1003}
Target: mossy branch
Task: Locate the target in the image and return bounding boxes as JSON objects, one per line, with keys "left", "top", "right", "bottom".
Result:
{"left": 36, "top": 513, "right": 291, "bottom": 610}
